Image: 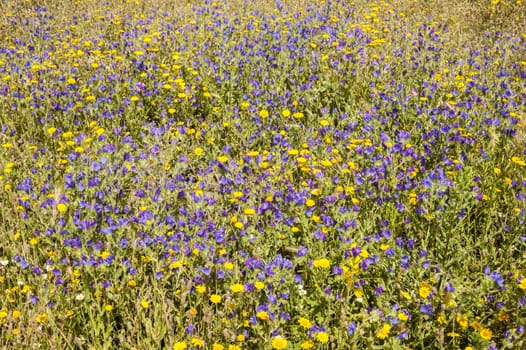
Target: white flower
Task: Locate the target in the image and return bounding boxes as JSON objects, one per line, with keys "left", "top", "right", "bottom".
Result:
{"left": 297, "top": 284, "right": 307, "bottom": 296}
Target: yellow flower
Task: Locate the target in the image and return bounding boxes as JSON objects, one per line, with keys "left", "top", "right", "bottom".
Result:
{"left": 518, "top": 278, "right": 526, "bottom": 290}
{"left": 376, "top": 324, "right": 391, "bottom": 339}
{"left": 104, "top": 304, "right": 113, "bottom": 312}
{"left": 271, "top": 336, "right": 288, "bottom": 349}
{"left": 480, "top": 328, "right": 492, "bottom": 340}
{"left": 419, "top": 282, "right": 432, "bottom": 299}
{"left": 212, "top": 344, "right": 224, "bottom": 350}
{"left": 298, "top": 317, "right": 312, "bottom": 329}
{"left": 256, "top": 311, "right": 270, "bottom": 320}
{"left": 194, "top": 147, "right": 203, "bottom": 156}
{"left": 196, "top": 285, "right": 206, "bottom": 294}
{"left": 456, "top": 315, "right": 468, "bottom": 329}
{"left": 313, "top": 258, "right": 330, "bottom": 269}
{"left": 0, "top": 310, "right": 7, "bottom": 318}
{"left": 191, "top": 338, "right": 205, "bottom": 347}
{"left": 282, "top": 109, "right": 291, "bottom": 117}
{"left": 12, "top": 310, "right": 20, "bottom": 319}
{"left": 259, "top": 109, "right": 269, "bottom": 118}
{"left": 228, "top": 345, "right": 241, "bottom": 350}
{"left": 243, "top": 208, "right": 256, "bottom": 215}
{"left": 254, "top": 281, "right": 265, "bottom": 290}
{"left": 316, "top": 331, "right": 329, "bottom": 343}
{"left": 511, "top": 156, "right": 526, "bottom": 166}
{"left": 210, "top": 294, "right": 222, "bottom": 304}
{"left": 140, "top": 300, "right": 149, "bottom": 309}
{"left": 300, "top": 341, "right": 314, "bottom": 349}
{"left": 498, "top": 310, "right": 509, "bottom": 321}
{"left": 305, "top": 199, "right": 315, "bottom": 207}
{"left": 173, "top": 341, "right": 187, "bottom": 350}
{"left": 401, "top": 290, "right": 412, "bottom": 300}
{"left": 35, "top": 313, "right": 48, "bottom": 323}
{"left": 398, "top": 312, "right": 408, "bottom": 321}
{"left": 230, "top": 283, "right": 244, "bottom": 293}
{"left": 56, "top": 203, "right": 68, "bottom": 213}
{"left": 471, "top": 321, "right": 482, "bottom": 331}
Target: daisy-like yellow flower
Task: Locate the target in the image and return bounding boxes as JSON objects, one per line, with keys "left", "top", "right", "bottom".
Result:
{"left": 293, "top": 112, "right": 304, "bottom": 119}
{"left": 243, "top": 208, "right": 256, "bottom": 215}
{"left": 398, "top": 312, "right": 408, "bottom": 321}
{"left": 35, "top": 313, "right": 48, "bottom": 323}
{"left": 210, "top": 294, "right": 222, "bottom": 304}
{"left": 312, "top": 258, "right": 330, "bottom": 268}
{"left": 194, "top": 147, "right": 203, "bottom": 156}
{"left": 456, "top": 315, "right": 468, "bottom": 329}
{"left": 173, "top": 341, "right": 187, "bottom": 350}
{"left": 259, "top": 109, "right": 269, "bottom": 118}
{"left": 298, "top": 317, "right": 312, "bottom": 329}
{"left": 230, "top": 283, "right": 244, "bottom": 293}
{"left": 480, "top": 328, "right": 492, "bottom": 340}
{"left": 376, "top": 324, "right": 391, "bottom": 339}
{"left": 316, "top": 331, "right": 329, "bottom": 343}
{"left": 191, "top": 338, "right": 205, "bottom": 347}
{"left": 257, "top": 311, "right": 270, "bottom": 320}
{"left": 419, "top": 282, "right": 432, "bottom": 299}
{"left": 271, "top": 336, "right": 288, "bottom": 349}
{"left": 56, "top": 203, "right": 68, "bottom": 213}
{"left": 140, "top": 300, "right": 149, "bottom": 309}
{"left": 300, "top": 340, "right": 314, "bottom": 349}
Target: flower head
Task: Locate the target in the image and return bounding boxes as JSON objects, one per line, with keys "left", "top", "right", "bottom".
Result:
{"left": 271, "top": 336, "right": 288, "bottom": 349}
{"left": 376, "top": 324, "right": 391, "bottom": 339}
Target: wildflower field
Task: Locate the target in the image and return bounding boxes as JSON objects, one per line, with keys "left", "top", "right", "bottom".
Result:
{"left": 0, "top": 0, "right": 525, "bottom": 348}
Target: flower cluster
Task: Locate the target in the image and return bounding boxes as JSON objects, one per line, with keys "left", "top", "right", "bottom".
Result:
{"left": 0, "top": 0, "right": 525, "bottom": 348}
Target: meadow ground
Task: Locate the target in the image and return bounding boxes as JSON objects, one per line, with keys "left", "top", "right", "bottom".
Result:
{"left": 0, "top": 0, "right": 525, "bottom": 349}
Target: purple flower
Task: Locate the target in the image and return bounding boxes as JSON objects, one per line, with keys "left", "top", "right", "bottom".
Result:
{"left": 347, "top": 322, "right": 356, "bottom": 335}
{"left": 420, "top": 304, "right": 434, "bottom": 316}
